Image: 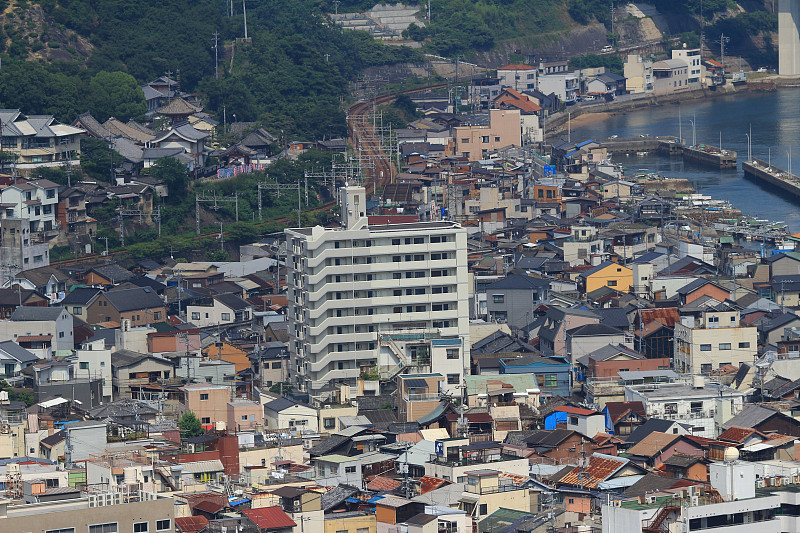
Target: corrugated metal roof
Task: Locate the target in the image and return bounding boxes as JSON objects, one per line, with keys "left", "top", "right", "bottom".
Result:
{"left": 243, "top": 506, "right": 297, "bottom": 530}
{"left": 179, "top": 459, "right": 224, "bottom": 473}
{"left": 557, "top": 453, "right": 631, "bottom": 489}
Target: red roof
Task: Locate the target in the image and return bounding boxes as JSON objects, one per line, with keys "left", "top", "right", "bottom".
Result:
{"left": 498, "top": 63, "right": 534, "bottom": 71}
{"left": 638, "top": 308, "right": 679, "bottom": 328}
{"left": 366, "top": 475, "right": 402, "bottom": 491}
{"left": 554, "top": 405, "right": 598, "bottom": 416}
{"left": 175, "top": 516, "right": 209, "bottom": 533}
{"left": 604, "top": 401, "right": 646, "bottom": 425}
{"left": 418, "top": 476, "right": 451, "bottom": 494}
{"left": 445, "top": 412, "right": 493, "bottom": 423}
{"left": 243, "top": 507, "right": 297, "bottom": 531}
{"left": 193, "top": 500, "right": 224, "bottom": 514}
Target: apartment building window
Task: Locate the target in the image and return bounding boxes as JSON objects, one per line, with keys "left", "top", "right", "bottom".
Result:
{"left": 134, "top": 523, "right": 149, "bottom": 533}
{"left": 393, "top": 273, "right": 402, "bottom": 279}
{"left": 415, "top": 288, "right": 425, "bottom": 295}
{"left": 89, "top": 523, "right": 118, "bottom": 533}
{"left": 156, "top": 520, "right": 171, "bottom": 532}
{"left": 393, "top": 255, "right": 401, "bottom": 262}
{"left": 414, "top": 237, "right": 424, "bottom": 244}
{"left": 431, "top": 236, "right": 441, "bottom": 243}
{"left": 481, "top": 136, "right": 489, "bottom": 143}
{"left": 392, "top": 238, "right": 401, "bottom": 245}
{"left": 415, "top": 306, "right": 425, "bottom": 312}
{"left": 46, "top": 529, "right": 75, "bottom": 533}
{"left": 461, "top": 138, "right": 469, "bottom": 143}
{"left": 492, "top": 294, "right": 504, "bottom": 303}
{"left": 433, "top": 320, "right": 450, "bottom": 328}
{"left": 701, "top": 364, "right": 712, "bottom": 373}
{"left": 73, "top": 306, "right": 82, "bottom": 315}
{"left": 719, "top": 343, "right": 731, "bottom": 350}
{"left": 394, "top": 290, "right": 402, "bottom": 296}
{"left": 739, "top": 342, "right": 750, "bottom": 348}
{"left": 191, "top": 312, "right": 200, "bottom": 320}
{"left": 202, "top": 417, "right": 211, "bottom": 424}
{"left": 200, "top": 393, "right": 209, "bottom": 401}
{"left": 334, "top": 241, "right": 340, "bottom": 248}
{"left": 345, "top": 466, "right": 357, "bottom": 473}
{"left": 271, "top": 362, "right": 281, "bottom": 369}
{"left": 447, "top": 374, "right": 460, "bottom": 384}
{"left": 447, "top": 349, "right": 459, "bottom": 359}
{"left": 323, "top": 418, "right": 335, "bottom": 429}
{"left": 664, "top": 403, "right": 677, "bottom": 414}
{"left": 700, "top": 344, "right": 712, "bottom": 351}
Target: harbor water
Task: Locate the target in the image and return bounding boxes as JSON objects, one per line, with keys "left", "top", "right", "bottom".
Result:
{"left": 569, "top": 88, "right": 800, "bottom": 232}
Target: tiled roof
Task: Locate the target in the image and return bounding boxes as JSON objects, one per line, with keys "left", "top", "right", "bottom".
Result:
{"left": 366, "top": 475, "right": 402, "bottom": 492}
{"left": 553, "top": 405, "right": 598, "bottom": 416}
{"left": 604, "top": 401, "right": 646, "bottom": 425}
{"left": 626, "top": 431, "right": 682, "bottom": 458}
{"left": 193, "top": 499, "right": 224, "bottom": 514}
{"left": 243, "top": 506, "right": 297, "bottom": 530}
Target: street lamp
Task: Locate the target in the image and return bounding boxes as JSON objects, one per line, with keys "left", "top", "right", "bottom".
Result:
{"left": 689, "top": 119, "right": 696, "bottom": 147}
{"left": 745, "top": 132, "right": 751, "bottom": 162}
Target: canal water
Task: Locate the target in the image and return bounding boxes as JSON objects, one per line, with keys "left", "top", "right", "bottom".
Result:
{"left": 568, "top": 88, "right": 800, "bottom": 232}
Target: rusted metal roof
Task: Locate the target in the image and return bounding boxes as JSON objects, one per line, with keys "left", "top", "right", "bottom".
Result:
{"left": 717, "top": 426, "right": 761, "bottom": 444}
{"left": 638, "top": 308, "right": 679, "bottom": 328}
{"left": 557, "top": 453, "right": 631, "bottom": 489}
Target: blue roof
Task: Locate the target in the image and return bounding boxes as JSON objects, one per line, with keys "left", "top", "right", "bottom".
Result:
{"left": 575, "top": 140, "right": 598, "bottom": 147}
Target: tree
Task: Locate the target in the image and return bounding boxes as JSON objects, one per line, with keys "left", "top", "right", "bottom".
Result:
{"left": 269, "top": 382, "right": 293, "bottom": 395}
{"left": 178, "top": 411, "right": 203, "bottom": 438}
{"left": 150, "top": 157, "right": 189, "bottom": 204}
{"left": 87, "top": 71, "right": 147, "bottom": 122}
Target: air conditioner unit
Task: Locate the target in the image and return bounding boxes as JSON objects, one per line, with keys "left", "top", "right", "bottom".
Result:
{"left": 691, "top": 496, "right": 699, "bottom": 507}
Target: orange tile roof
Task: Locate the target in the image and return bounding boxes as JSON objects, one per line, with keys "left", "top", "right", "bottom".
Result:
{"left": 366, "top": 475, "right": 402, "bottom": 492}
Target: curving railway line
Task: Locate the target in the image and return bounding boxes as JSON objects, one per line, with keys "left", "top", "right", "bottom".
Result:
{"left": 347, "top": 83, "right": 449, "bottom": 196}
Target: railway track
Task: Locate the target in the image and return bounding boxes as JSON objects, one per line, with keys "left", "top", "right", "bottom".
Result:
{"left": 347, "top": 83, "right": 449, "bottom": 196}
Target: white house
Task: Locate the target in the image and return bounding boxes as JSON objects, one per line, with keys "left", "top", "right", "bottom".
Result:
{"left": 0, "top": 340, "right": 38, "bottom": 384}
{"left": 496, "top": 63, "right": 538, "bottom": 92}
{"left": 0, "top": 306, "right": 74, "bottom": 351}
{"left": 263, "top": 397, "right": 319, "bottom": 432}
{"left": 186, "top": 293, "right": 253, "bottom": 327}
{"left": 75, "top": 337, "right": 112, "bottom": 402}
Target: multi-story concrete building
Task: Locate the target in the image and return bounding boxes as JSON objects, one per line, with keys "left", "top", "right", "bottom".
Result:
{"left": 674, "top": 308, "right": 757, "bottom": 375}
{"left": 537, "top": 74, "right": 579, "bottom": 105}
{"left": 625, "top": 378, "right": 745, "bottom": 438}
{"left": 672, "top": 47, "right": 704, "bottom": 88}
{"left": 0, "top": 485, "right": 174, "bottom": 533}
{"left": 624, "top": 54, "right": 654, "bottom": 94}
{"left": 496, "top": 64, "right": 537, "bottom": 92}
{"left": 453, "top": 109, "right": 522, "bottom": 161}
{"left": 285, "top": 186, "right": 470, "bottom": 394}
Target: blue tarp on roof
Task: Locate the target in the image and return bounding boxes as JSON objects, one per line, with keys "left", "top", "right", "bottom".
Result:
{"left": 228, "top": 498, "right": 251, "bottom": 506}
{"left": 367, "top": 495, "right": 385, "bottom": 503}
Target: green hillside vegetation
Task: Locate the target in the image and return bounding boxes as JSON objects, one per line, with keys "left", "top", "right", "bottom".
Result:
{"left": 0, "top": 0, "right": 419, "bottom": 140}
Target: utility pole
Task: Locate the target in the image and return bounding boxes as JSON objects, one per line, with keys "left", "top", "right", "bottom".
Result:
{"left": 242, "top": 0, "right": 248, "bottom": 39}
{"left": 219, "top": 222, "right": 225, "bottom": 252}
{"left": 100, "top": 237, "right": 110, "bottom": 261}
{"left": 213, "top": 32, "right": 220, "bottom": 79}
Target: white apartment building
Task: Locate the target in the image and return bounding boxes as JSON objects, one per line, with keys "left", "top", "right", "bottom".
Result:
{"left": 625, "top": 379, "right": 745, "bottom": 438}
{"left": 537, "top": 74, "right": 579, "bottom": 105}
{"left": 674, "top": 308, "right": 757, "bottom": 375}
{"left": 285, "top": 186, "right": 470, "bottom": 393}
{"left": 74, "top": 337, "right": 112, "bottom": 402}
{"left": 672, "top": 47, "right": 704, "bottom": 88}
{"left": 496, "top": 63, "right": 537, "bottom": 92}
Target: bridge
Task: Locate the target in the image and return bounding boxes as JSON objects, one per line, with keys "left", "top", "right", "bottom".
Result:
{"left": 781, "top": 0, "right": 800, "bottom": 75}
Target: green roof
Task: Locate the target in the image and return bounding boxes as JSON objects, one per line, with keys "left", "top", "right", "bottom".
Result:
{"left": 478, "top": 508, "right": 534, "bottom": 533}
